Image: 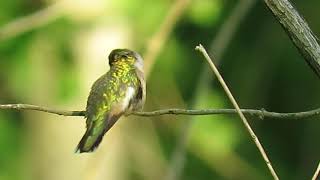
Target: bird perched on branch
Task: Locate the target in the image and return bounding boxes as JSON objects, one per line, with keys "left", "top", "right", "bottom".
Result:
{"left": 76, "top": 49, "right": 146, "bottom": 153}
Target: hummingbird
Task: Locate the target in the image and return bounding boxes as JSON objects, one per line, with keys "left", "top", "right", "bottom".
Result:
{"left": 76, "top": 49, "right": 146, "bottom": 153}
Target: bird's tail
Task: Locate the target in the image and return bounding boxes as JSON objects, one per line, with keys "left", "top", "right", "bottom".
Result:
{"left": 75, "top": 129, "right": 104, "bottom": 153}
{"left": 76, "top": 114, "right": 121, "bottom": 153}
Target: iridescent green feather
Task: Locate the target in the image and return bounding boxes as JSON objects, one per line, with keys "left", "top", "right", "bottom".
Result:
{"left": 76, "top": 60, "right": 140, "bottom": 152}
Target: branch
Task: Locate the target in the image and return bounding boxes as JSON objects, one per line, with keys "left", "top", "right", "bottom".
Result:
{"left": 166, "top": 1, "right": 258, "bottom": 179}
{"left": 195, "top": 44, "right": 279, "bottom": 179}
{"left": 1, "top": 104, "right": 320, "bottom": 120}
{"left": 0, "top": 104, "right": 85, "bottom": 116}
{"left": 312, "top": 162, "right": 320, "bottom": 180}
{"left": 264, "top": 0, "right": 320, "bottom": 78}
{"left": 133, "top": 108, "right": 320, "bottom": 119}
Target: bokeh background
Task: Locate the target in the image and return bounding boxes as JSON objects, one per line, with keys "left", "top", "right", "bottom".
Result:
{"left": 0, "top": 0, "right": 319, "bottom": 179}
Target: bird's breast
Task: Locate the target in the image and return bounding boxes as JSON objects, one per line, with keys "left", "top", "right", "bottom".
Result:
{"left": 121, "top": 86, "right": 135, "bottom": 110}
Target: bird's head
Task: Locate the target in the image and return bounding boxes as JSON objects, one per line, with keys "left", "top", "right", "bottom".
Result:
{"left": 108, "top": 49, "right": 143, "bottom": 70}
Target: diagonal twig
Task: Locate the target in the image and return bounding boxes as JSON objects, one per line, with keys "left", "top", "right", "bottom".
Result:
{"left": 195, "top": 44, "right": 279, "bottom": 179}
{"left": 165, "top": 0, "right": 258, "bottom": 179}
{"left": 312, "top": 162, "right": 320, "bottom": 180}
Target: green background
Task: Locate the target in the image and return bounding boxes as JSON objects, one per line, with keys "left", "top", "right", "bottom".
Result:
{"left": 0, "top": 0, "right": 319, "bottom": 179}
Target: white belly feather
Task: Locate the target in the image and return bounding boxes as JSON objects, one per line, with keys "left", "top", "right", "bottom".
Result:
{"left": 121, "top": 87, "right": 135, "bottom": 110}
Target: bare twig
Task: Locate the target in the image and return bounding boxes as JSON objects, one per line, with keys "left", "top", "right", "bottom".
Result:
{"left": 312, "top": 162, "right": 320, "bottom": 180}
{"left": 0, "top": 104, "right": 84, "bottom": 116}
{"left": 264, "top": 0, "right": 320, "bottom": 78}
{"left": 195, "top": 44, "right": 279, "bottom": 180}
{"left": 1, "top": 104, "right": 320, "bottom": 120}
{"left": 133, "top": 108, "right": 320, "bottom": 119}
{"left": 166, "top": 1, "right": 258, "bottom": 179}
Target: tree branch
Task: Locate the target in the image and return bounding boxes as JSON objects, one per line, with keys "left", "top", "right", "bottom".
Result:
{"left": 1, "top": 104, "right": 320, "bottom": 120}
{"left": 196, "top": 44, "right": 279, "bottom": 179}
{"left": 264, "top": 0, "right": 320, "bottom": 78}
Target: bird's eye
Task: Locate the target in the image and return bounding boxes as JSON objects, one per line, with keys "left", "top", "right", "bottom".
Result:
{"left": 121, "top": 54, "right": 129, "bottom": 59}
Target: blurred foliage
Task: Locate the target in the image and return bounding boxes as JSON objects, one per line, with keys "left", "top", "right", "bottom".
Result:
{"left": 0, "top": 0, "right": 320, "bottom": 180}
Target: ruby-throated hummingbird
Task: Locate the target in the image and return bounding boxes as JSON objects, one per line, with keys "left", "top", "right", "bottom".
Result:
{"left": 76, "top": 49, "right": 146, "bottom": 153}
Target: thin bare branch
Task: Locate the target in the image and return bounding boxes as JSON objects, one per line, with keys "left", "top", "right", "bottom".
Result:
{"left": 1, "top": 104, "right": 320, "bottom": 120}
{"left": 195, "top": 44, "right": 279, "bottom": 180}
{"left": 166, "top": 1, "right": 258, "bottom": 179}
{"left": 312, "top": 162, "right": 320, "bottom": 180}
{"left": 133, "top": 108, "right": 320, "bottom": 119}
{"left": 0, "top": 104, "right": 84, "bottom": 116}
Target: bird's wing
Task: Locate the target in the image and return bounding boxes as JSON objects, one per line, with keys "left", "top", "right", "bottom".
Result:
{"left": 85, "top": 74, "right": 109, "bottom": 128}
{"left": 78, "top": 82, "right": 135, "bottom": 152}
